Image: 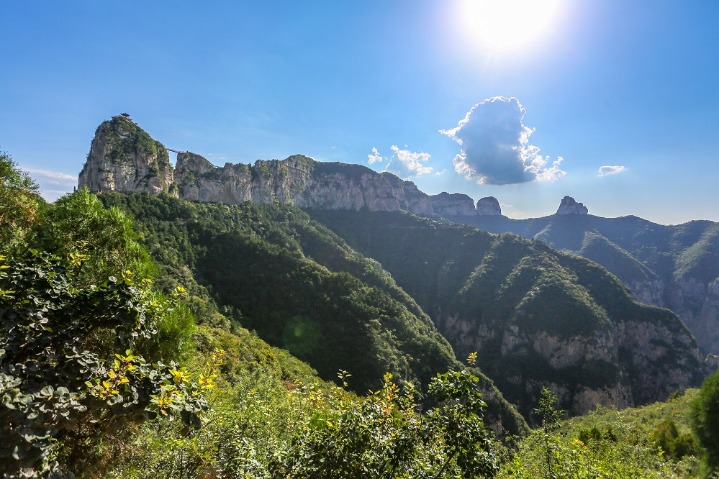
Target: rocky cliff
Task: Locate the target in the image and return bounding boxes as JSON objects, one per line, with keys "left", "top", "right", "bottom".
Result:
{"left": 476, "top": 196, "right": 502, "bottom": 216}
{"left": 79, "top": 116, "right": 509, "bottom": 217}
{"left": 78, "top": 114, "right": 174, "bottom": 195}
{"left": 450, "top": 213, "right": 719, "bottom": 356}
{"left": 556, "top": 196, "right": 588, "bottom": 215}
{"left": 429, "top": 192, "right": 476, "bottom": 216}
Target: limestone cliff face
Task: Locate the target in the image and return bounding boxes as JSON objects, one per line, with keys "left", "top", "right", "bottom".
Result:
{"left": 476, "top": 196, "right": 502, "bottom": 216}
{"left": 173, "top": 153, "right": 435, "bottom": 214}
{"left": 430, "top": 193, "right": 476, "bottom": 216}
{"left": 668, "top": 277, "right": 719, "bottom": 354}
{"left": 627, "top": 279, "right": 666, "bottom": 308}
{"left": 436, "top": 305, "right": 703, "bottom": 417}
{"left": 79, "top": 116, "right": 467, "bottom": 215}
{"left": 78, "top": 115, "right": 174, "bottom": 195}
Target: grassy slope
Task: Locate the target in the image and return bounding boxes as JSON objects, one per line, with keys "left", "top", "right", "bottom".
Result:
{"left": 499, "top": 390, "right": 703, "bottom": 478}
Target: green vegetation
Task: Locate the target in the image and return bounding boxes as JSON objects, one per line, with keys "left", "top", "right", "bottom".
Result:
{"left": 0, "top": 150, "right": 43, "bottom": 252}
{"left": 0, "top": 157, "right": 516, "bottom": 477}
{"left": 499, "top": 389, "right": 705, "bottom": 478}
{"left": 692, "top": 368, "right": 719, "bottom": 474}
{"left": 579, "top": 231, "right": 659, "bottom": 286}
{"left": 2, "top": 150, "right": 715, "bottom": 477}
{"left": 103, "top": 115, "right": 169, "bottom": 168}
{"left": 0, "top": 253, "right": 210, "bottom": 477}
{"left": 450, "top": 211, "right": 719, "bottom": 354}
{"left": 310, "top": 209, "right": 703, "bottom": 417}
{"left": 99, "top": 192, "right": 527, "bottom": 435}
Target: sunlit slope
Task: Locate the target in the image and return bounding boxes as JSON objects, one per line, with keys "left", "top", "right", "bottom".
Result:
{"left": 499, "top": 389, "right": 702, "bottom": 478}
{"left": 310, "top": 210, "right": 705, "bottom": 417}
{"left": 99, "top": 192, "right": 527, "bottom": 434}
{"left": 453, "top": 213, "right": 719, "bottom": 355}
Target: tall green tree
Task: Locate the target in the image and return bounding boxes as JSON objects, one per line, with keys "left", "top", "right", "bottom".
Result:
{"left": 34, "top": 188, "right": 155, "bottom": 286}
{"left": 692, "top": 368, "right": 719, "bottom": 474}
{"left": 0, "top": 150, "right": 43, "bottom": 253}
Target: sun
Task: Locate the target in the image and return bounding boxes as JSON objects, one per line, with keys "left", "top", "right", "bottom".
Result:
{"left": 459, "top": 0, "right": 565, "bottom": 52}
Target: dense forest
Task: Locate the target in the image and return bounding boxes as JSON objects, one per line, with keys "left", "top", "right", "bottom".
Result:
{"left": 446, "top": 210, "right": 719, "bottom": 356}
{"left": 2, "top": 150, "right": 719, "bottom": 478}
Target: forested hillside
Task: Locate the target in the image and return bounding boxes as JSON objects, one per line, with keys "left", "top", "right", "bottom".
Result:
{"left": 98, "top": 192, "right": 526, "bottom": 433}
{"left": 310, "top": 210, "right": 705, "bottom": 417}
{"left": 447, "top": 211, "right": 719, "bottom": 356}
{"left": 3, "top": 148, "right": 719, "bottom": 477}
{"left": 1, "top": 153, "right": 522, "bottom": 477}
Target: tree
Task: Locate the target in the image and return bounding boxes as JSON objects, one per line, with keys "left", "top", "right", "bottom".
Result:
{"left": 692, "top": 368, "right": 719, "bottom": 473}
{"left": 425, "top": 365, "right": 499, "bottom": 478}
{"left": 34, "top": 188, "right": 156, "bottom": 287}
{"left": 534, "top": 387, "right": 564, "bottom": 479}
{"left": 0, "top": 150, "right": 43, "bottom": 253}
{"left": 273, "top": 354, "right": 498, "bottom": 478}
{"left": 0, "top": 252, "right": 214, "bottom": 477}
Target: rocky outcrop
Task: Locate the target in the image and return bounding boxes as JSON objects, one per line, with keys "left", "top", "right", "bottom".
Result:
{"left": 80, "top": 116, "right": 443, "bottom": 214}
{"left": 476, "top": 196, "right": 502, "bottom": 216}
{"left": 556, "top": 196, "right": 588, "bottom": 215}
{"left": 437, "top": 302, "right": 704, "bottom": 417}
{"left": 79, "top": 115, "right": 174, "bottom": 195}
{"left": 430, "top": 193, "right": 476, "bottom": 216}
{"left": 668, "top": 277, "right": 719, "bottom": 355}
{"left": 172, "top": 153, "right": 436, "bottom": 214}
{"left": 80, "top": 116, "right": 514, "bottom": 217}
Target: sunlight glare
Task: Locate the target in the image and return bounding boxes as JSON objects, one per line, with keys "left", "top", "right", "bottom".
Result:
{"left": 460, "top": 0, "right": 564, "bottom": 52}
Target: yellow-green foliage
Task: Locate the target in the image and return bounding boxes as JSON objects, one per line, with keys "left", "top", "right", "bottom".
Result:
{"left": 99, "top": 325, "right": 354, "bottom": 478}
{"left": 499, "top": 390, "right": 703, "bottom": 479}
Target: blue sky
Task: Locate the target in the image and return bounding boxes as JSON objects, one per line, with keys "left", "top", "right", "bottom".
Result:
{"left": 1, "top": 1, "right": 718, "bottom": 224}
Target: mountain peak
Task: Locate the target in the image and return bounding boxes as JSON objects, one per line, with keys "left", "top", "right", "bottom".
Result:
{"left": 556, "top": 196, "right": 588, "bottom": 215}
{"left": 476, "top": 196, "right": 502, "bottom": 216}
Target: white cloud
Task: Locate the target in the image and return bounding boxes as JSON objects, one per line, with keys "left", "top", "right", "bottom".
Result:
{"left": 597, "top": 165, "right": 627, "bottom": 177}
{"left": 530, "top": 156, "right": 567, "bottom": 182}
{"left": 368, "top": 146, "right": 384, "bottom": 164}
{"left": 441, "top": 96, "right": 566, "bottom": 185}
{"left": 385, "top": 145, "right": 433, "bottom": 178}
{"left": 20, "top": 167, "right": 76, "bottom": 202}
{"left": 21, "top": 168, "right": 76, "bottom": 185}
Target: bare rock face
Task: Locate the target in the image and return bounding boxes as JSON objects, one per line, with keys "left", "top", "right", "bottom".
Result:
{"left": 668, "top": 277, "right": 719, "bottom": 355}
{"left": 476, "top": 196, "right": 502, "bottom": 216}
{"left": 430, "top": 193, "right": 477, "bottom": 216}
{"left": 79, "top": 118, "right": 439, "bottom": 215}
{"left": 78, "top": 115, "right": 174, "bottom": 195}
{"left": 437, "top": 304, "right": 703, "bottom": 417}
{"left": 175, "top": 151, "right": 253, "bottom": 204}
{"left": 172, "top": 153, "right": 435, "bottom": 214}
{"left": 556, "top": 196, "right": 588, "bottom": 215}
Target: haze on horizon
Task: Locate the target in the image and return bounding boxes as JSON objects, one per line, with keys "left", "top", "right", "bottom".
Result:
{"left": 1, "top": 0, "right": 718, "bottom": 225}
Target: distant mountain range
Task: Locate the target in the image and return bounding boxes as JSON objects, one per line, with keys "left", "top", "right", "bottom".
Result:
{"left": 444, "top": 204, "right": 719, "bottom": 356}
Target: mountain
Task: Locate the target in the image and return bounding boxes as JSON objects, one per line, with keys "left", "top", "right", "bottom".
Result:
{"left": 309, "top": 210, "right": 705, "bottom": 417}
{"left": 79, "top": 114, "right": 496, "bottom": 217}
{"left": 442, "top": 197, "right": 719, "bottom": 356}
{"left": 98, "top": 192, "right": 527, "bottom": 434}
{"left": 78, "top": 115, "right": 707, "bottom": 418}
